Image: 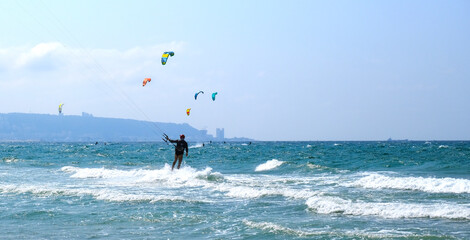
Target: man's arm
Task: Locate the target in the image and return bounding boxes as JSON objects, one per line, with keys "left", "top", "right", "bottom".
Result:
{"left": 165, "top": 135, "right": 175, "bottom": 143}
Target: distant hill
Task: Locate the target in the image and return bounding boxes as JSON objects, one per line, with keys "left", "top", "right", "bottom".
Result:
{"left": 0, "top": 112, "right": 223, "bottom": 142}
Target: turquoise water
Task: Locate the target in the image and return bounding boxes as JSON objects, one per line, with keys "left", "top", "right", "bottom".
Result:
{"left": 1, "top": 141, "right": 469, "bottom": 239}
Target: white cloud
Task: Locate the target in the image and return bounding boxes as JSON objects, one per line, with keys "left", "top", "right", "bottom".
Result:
{"left": 16, "top": 42, "right": 64, "bottom": 67}
{"left": 0, "top": 41, "right": 187, "bottom": 83}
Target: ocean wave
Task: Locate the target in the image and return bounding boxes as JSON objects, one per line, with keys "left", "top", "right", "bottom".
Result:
{"left": 61, "top": 165, "right": 325, "bottom": 200}
{"left": 255, "top": 159, "right": 284, "bottom": 172}
{"left": 346, "top": 173, "right": 470, "bottom": 194}
{"left": 306, "top": 162, "right": 324, "bottom": 169}
{"left": 1, "top": 157, "right": 21, "bottom": 163}
{"left": 243, "top": 220, "right": 446, "bottom": 238}
{"left": 217, "top": 174, "right": 345, "bottom": 199}
{"left": 243, "top": 219, "right": 322, "bottom": 237}
{"left": 219, "top": 184, "right": 319, "bottom": 199}
{"left": 0, "top": 184, "right": 204, "bottom": 203}
{"left": 306, "top": 195, "right": 470, "bottom": 220}
{"left": 189, "top": 143, "right": 204, "bottom": 149}
{"left": 62, "top": 164, "right": 221, "bottom": 181}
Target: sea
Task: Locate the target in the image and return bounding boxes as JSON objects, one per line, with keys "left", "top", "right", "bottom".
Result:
{"left": 0, "top": 141, "right": 469, "bottom": 239}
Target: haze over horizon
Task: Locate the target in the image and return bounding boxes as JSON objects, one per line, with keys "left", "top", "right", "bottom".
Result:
{"left": 1, "top": 0, "right": 469, "bottom": 141}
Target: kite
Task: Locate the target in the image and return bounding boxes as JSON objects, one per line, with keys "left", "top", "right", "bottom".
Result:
{"left": 161, "top": 51, "right": 174, "bottom": 65}
{"left": 211, "top": 92, "right": 218, "bottom": 101}
{"left": 186, "top": 108, "right": 191, "bottom": 116}
{"left": 58, "top": 103, "right": 64, "bottom": 114}
{"left": 194, "top": 91, "right": 204, "bottom": 100}
{"left": 142, "top": 78, "right": 151, "bottom": 87}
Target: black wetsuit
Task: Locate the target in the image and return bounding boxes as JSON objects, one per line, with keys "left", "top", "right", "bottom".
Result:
{"left": 169, "top": 139, "right": 188, "bottom": 156}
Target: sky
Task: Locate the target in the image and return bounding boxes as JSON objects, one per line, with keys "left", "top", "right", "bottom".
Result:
{"left": 0, "top": 0, "right": 469, "bottom": 141}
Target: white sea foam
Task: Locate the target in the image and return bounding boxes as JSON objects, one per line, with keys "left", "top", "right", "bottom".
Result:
{"left": 60, "top": 165, "right": 326, "bottom": 201}
{"left": 2, "top": 157, "right": 20, "bottom": 163}
{"left": 61, "top": 164, "right": 223, "bottom": 189}
{"left": 255, "top": 159, "right": 284, "bottom": 172}
{"left": 243, "top": 220, "right": 322, "bottom": 237}
{"left": 12, "top": 164, "right": 221, "bottom": 203}
{"left": 210, "top": 174, "right": 327, "bottom": 199}
{"left": 61, "top": 166, "right": 150, "bottom": 179}
{"left": 346, "top": 173, "right": 470, "bottom": 194}
{"left": 243, "top": 220, "right": 432, "bottom": 238}
{"left": 0, "top": 183, "right": 203, "bottom": 203}
{"left": 189, "top": 143, "right": 204, "bottom": 148}
{"left": 438, "top": 145, "right": 449, "bottom": 149}
{"left": 63, "top": 164, "right": 216, "bottom": 178}
{"left": 306, "top": 162, "right": 328, "bottom": 170}
{"left": 219, "top": 184, "right": 319, "bottom": 199}
{"left": 306, "top": 195, "right": 470, "bottom": 219}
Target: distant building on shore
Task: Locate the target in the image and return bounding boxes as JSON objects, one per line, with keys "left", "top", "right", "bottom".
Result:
{"left": 82, "top": 112, "right": 94, "bottom": 117}
{"left": 216, "top": 128, "right": 225, "bottom": 141}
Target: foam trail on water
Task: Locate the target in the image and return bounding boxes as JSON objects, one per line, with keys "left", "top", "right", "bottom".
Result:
{"left": 306, "top": 195, "right": 470, "bottom": 220}
{"left": 346, "top": 173, "right": 470, "bottom": 194}
{"left": 255, "top": 159, "right": 284, "bottom": 172}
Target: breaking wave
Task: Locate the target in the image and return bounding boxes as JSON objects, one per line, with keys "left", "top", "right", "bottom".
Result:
{"left": 255, "top": 159, "right": 284, "bottom": 172}
{"left": 306, "top": 195, "right": 470, "bottom": 220}
{"left": 346, "top": 173, "right": 470, "bottom": 194}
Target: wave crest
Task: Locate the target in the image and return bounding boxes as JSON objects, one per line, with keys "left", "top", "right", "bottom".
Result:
{"left": 346, "top": 173, "right": 470, "bottom": 194}
{"left": 255, "top": 159, "right": 284, "bottom": 172}
{"left": 306, "top": 196, "right": 470, "bottom": 219}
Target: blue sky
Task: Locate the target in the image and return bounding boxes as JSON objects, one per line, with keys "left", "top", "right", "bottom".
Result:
{"left": 0, "top": 0, "right": 469, "bottom": 141}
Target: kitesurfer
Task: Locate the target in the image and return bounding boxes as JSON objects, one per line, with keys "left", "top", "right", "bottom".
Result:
{"left": 165, "top": 134, "right": 188, "bottom": 170}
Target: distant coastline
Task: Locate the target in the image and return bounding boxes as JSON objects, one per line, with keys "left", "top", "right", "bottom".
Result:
{"left": 0, "top": 112, "right": 253, "bottom": 142}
